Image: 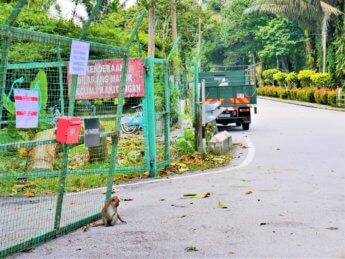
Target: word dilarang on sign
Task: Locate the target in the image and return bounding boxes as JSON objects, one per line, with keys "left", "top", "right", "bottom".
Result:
{"left": 67, "top": 58, "right": 145, "bottom": 99}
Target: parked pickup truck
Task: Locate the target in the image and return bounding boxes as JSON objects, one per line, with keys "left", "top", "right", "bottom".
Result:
{"left": 199, "top": 65, "right": 257, "bottom": 130}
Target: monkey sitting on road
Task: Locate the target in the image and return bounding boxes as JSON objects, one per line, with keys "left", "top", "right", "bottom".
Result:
{"left": 83, "top": 196, "right": 126, "bottom": 231}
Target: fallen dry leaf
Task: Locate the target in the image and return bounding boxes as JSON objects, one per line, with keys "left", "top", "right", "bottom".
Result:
{"left": 326, "top": 227, "right": 339, "bottom": 230}
{"left": 178, "top": 167, "right": 189, "bottom": 173}
{"left": 218, "top": 201, "right": 228, "bottom": 209}
{"left": 260, "top": 222, "right": 268, "bottom": 226}
{"left": 176, "top": 214, "right": 187, "bottom": 218}
{"left": 245, "top": 191, "right": 253, "bottom": 195}
{"left": 101, "top": 188, "right": 119, "bottom": 194}
{"left": 185, "top": 246, "right": 198, "bottom": 252}
{"left": 171, "top": 204, "right": 186, "bottom": 208}
{"left": 183, "top": 192, "right": 210, "bottom": 199}
{"left": 24, "top": 190, "right": 35, "bottom": 197}
{"left": 123, "top": 198, "right": 133, "bottom": 201}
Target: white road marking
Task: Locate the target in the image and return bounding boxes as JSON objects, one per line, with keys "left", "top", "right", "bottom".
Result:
{"left": 66, "top": 135, "right": 256, "bottom": 196}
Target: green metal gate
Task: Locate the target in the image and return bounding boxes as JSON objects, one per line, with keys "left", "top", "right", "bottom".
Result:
{"left": 0, "top": 2, "right": 171, "bottom": 257}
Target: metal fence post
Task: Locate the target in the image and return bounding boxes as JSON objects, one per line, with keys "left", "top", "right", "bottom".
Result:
{"left": 105, "top": 54, "right": 129, "bottom": 200}
{"left": 0, "top": 0, "right": 27, "bottom": 125}
{"left": 53, "top": 144, "right": 69, "bottom": 231}
{"left": 54, "top": 0, "right": 105, "bottom": 232}
{"left": 0, "top": 37, "right": 9, "bottom": 126}
{"left": 56, "top": 45, "right": 65, "bottom": 116}
{"left": 145, "top": 58, "right": 157, "bottom": 177}
{"left": 164, "top": 61, "right": 171, "bottom": 165}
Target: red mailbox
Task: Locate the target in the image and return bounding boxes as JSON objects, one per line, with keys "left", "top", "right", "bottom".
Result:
{"left": 56, "top": 116, "right": 83, "bottom": 144}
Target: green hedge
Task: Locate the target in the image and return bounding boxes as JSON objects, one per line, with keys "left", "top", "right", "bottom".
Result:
{"left": 259, "top": 69, "right": 334, "bottom": 88}
{"left": 257, "top": 86, "right": 337, "bottom": 106}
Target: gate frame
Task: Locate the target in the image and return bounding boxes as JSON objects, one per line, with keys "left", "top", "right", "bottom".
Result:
{"left": 0, "top": 1, "right": 171, "bottom": 257}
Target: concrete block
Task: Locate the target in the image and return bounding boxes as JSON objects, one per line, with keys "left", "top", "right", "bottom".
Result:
{"left": 209, "top": 131, "right": 232, "bottom": 155}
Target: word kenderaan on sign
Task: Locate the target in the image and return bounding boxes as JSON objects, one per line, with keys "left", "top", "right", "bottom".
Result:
{"left": 67, "top": 58, "right": 145, "bottom": 100}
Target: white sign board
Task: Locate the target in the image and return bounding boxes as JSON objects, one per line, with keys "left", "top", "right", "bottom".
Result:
{"left": 14, "top": 89, "right": 39, "bottom": 129}
{"left": 69, "top": 40, "right": 90, "bottom": 75}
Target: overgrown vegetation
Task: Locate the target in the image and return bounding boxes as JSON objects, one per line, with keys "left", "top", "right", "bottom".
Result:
{"left": 0, "top": 129, "right": 234, "bottom": 195}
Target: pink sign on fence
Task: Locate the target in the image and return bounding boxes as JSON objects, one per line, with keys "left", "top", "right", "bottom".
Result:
{"left": 67, "top": 58, "right": 145, "bottom": 100}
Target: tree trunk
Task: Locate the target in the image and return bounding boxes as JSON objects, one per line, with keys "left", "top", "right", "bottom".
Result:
{"left": 321, "top": 13, "right": 330, "bottom": 73}
{"left": 27, "top": 128, "right": 61, "bottom": 172}
{"left": 305, "top": 30, "right": 317, "bottom": 70}
{"left": 170, "top": 0, "right": 179, "bottom": 80}
{"left": 281, "top": 57, "right": 289, "bottom": 72}
{"left": 148, "top": 0, "right": 155, "bottom": 57}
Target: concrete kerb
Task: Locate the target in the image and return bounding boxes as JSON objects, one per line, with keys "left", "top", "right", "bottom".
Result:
{"left": 66, "top": 133, "right": 253, "bottom": 197}
{"left": 259, "top": 96, "right": 345, "bottom": 112}
{"left": 112, "top": 133, "right": 253, "bottom": 188}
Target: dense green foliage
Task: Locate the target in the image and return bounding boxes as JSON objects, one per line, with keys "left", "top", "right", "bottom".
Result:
{"left": 260, "top": 68, "right": 333, "bottom": 88}
{"left": 0, "top": 0, "right": 343, "bottom": 85}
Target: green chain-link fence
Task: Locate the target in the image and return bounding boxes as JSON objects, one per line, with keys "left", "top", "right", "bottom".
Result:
{"left": 0, "top": 2, "right": 171, "bottom": 257}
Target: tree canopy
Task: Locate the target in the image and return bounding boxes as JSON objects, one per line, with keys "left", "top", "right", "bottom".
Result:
{"left": 0, "top": 0, "right": 344, "bottom": 84}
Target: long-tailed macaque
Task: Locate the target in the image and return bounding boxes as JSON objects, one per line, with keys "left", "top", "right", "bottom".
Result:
{"left": 84, "top": 196, "right": 126, "bottom": 231}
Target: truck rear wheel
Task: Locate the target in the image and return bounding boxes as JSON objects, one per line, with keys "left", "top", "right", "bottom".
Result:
{"left": 236, "top": 121, "right": 241, "bottom": 127}
{"left": 242, "top": 122, "right": 250, "bottom": 130}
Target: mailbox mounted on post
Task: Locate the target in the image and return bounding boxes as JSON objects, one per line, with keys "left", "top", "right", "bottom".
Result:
{"left": 56, "top": 116, "right": 83, "bottom": 144}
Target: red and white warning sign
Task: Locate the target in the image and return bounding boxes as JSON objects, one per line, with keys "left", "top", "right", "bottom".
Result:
{"left": 14, "top": 89, "right": 39, "bottom": 129}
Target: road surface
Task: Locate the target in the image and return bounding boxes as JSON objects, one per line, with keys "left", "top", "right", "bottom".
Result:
{"left": 17, "top": 98, "right": 345, "bottom": 258}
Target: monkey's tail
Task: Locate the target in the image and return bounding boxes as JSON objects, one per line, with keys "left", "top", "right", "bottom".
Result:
{"left": 91, "top": 221, "right": 104, "bottom": 227}
{"left": 82, "top": 221, "right": 103, "bottom": 232}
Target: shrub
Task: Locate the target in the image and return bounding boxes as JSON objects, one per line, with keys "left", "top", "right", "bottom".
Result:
{"left": 327, "top": 90, "right": 337, "bottom": 106}
{"left": 298, "top": 70, "right": 316, "bottom": 87}
{"left": 174, "top": 129, "right": 195, "bottom": 156}
{"left": 266, "top": 86, "right": 280, "bottom": 97}
{"left": 257, "top": 87, "right": 265, "bottom": 96}
{"left": 305, "top": 88, "right": 315, "bottom": 103}
{"left": 288, "top": 88, "right": 298, "bottom": 100}
{"left": 310, "top": 72, "right": 331, "bottom": 88}
{"left": 314, "top": 89, "right": 328, "bottom": 104}
{"left": 258, "top": 86, "right": 337, "bottom": 106}
{"left": 273, "top": 72, "right": 288, "bottom": 86}
{"left": 285, "top": 72, "right": 298, "bottom": 88}
{"left": 262, "top": 69, "right": 279, "bottom": 85}
{"left": 296, "top": 88, "right": 306, "bottom": 101}
{"left": 280, "top": 88, "right": 289, "bottom": 99}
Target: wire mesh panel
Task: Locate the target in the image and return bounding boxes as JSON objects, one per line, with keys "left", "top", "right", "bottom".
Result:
{"left": 0, "top": 143, "right": 58, "bottom": 255}
{"left": 0, "top": 22, "right": 129, "bottom": 256}
{"left": 153, "top": 60, "right": 170, "bottom": 169}
{"left": 0, "top": 8, "right": 170, "bottom": 257}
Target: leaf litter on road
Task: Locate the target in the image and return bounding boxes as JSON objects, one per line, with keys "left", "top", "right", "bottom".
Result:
{"left": 245, "top": 191, "right": 253, "bottom": 195}
{"left": 218, "top": 201, "right": 228, "bottom": 209}
{"left": 326, "top": 227, "right": 339, "bottom": 230}
{"left": 171, "top": 204, "right": 186, "bottom": 208}
{"left": 185, "top": 246, "right": 198, "bottom": 252}
{"left": 183, "top": 192, "right": 210, "bottom": 198}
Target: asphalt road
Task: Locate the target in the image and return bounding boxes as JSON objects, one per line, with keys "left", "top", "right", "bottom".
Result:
{"left": 17, "top": 98, "right": 345, "bottom": 258}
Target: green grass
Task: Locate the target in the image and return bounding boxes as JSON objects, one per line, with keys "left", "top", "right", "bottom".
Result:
{"left": 0, "top": 125, "right": 235, "bottom": 196}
